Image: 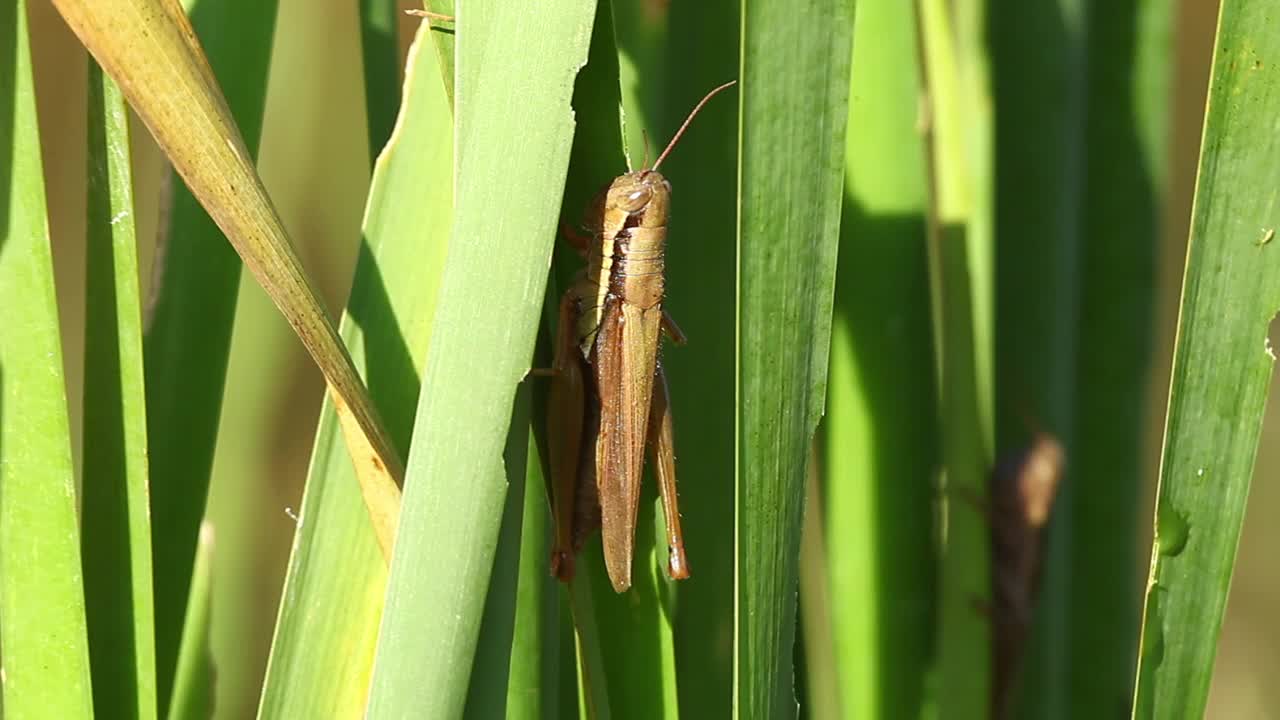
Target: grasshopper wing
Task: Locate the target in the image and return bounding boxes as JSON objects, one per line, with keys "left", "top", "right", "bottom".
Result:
{"left": 592, "top": 298, "right": 662, "bottom": 592}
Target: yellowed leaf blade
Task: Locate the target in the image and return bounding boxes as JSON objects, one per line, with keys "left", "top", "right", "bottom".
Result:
{"left": 330, "top": 389, "right": 400, "bottom": 559}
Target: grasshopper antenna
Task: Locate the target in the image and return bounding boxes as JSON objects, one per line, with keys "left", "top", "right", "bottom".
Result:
{"left": 642, "top": 130, "right": 651, "bottom": 170}
{"left": 649, "top": 80, "right": 737, "bottom": 172}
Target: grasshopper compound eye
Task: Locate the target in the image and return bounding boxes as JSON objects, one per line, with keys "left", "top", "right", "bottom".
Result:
{"left": 621, "top": 186, "right": 652, "bottom": 212}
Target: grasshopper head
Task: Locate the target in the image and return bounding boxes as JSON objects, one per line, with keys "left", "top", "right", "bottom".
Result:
{"left": 607, "top": 170, "right": 671, "bottom": 225}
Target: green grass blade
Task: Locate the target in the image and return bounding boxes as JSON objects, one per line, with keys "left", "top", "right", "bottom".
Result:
{"left": 736, "top": 0, "right": 855, "bottom": 716}
{"left": 422, "top": 0, "right": 456, "bottom": 105}
{"left": 364, "top": 1, "right": 595, "bottom": 715}
{"left": 658, "top": 3, "right": 740, "bottom": 715}
{"left": 927, "top": 231, "right": 991, "bottom": 720}
{"left": 915, "top": 1, "right": 996, "bottom": 716}
{"left": 990, "top": 0, "right": 1086, "bottom": 454}
{"left": 611, "top": 0, "right": 667, "bottom": 165}
{"left": 989, "top": 1, "right": 1087, "bottom": 714}
{"left": 80, "top": 61, "right": 156, "bottom": 720}
{"left": 1068, "top": 0, "right": 1169, "bottom": 712}
{"left": 798, "top": 455, "right": 840, "bottom": 720}
{"left": 0, "top": 2, "right": 93, "bottom": 714}
{"left": 577, "top": 521, "right": 678, "bottom": 717}
{"left": 952, "top": 3, "right": 996, "bottom": 464}
{"left": 505, "top": 431, "right": 560, "bottom": 720}
{"left": 463, "top": 385, "right": 533, "bottom": 720}
{"left": 124, "top": 0, "right": 277, "bottom": 705}
{"left": 822, "top": 0, "right": 936, "bottom": 716}
{"left": 567, "top": 577, "right": 611, "bottom": 720}
{"left": 359, "top": 0, "right": 399, "bottom": 158}
{"left": 256, "top": 24, "right": 452, "bottom": 718}
{"left": 166, "top": 523, "right": 215, "bottom": 720}
{"left": 510, "top": 299, "right": 574, "bottom": 720}
{"left": 1132, "top": 2, "right": 1280, "bottom": 715}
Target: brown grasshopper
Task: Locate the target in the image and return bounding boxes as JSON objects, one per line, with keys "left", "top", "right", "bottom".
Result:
{"left": 988, "top": 432, "right": 1063, "bottom": 719}
{"left": 542, "top": 81, "right": 736, "bottom": 593}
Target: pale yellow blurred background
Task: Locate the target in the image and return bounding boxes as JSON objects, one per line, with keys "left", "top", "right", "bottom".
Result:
{"left": 22, "top": 0, "right": 1279, "bottom": 716}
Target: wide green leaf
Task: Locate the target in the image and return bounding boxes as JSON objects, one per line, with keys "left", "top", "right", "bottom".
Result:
{"left": 915, "top": 0, "right": 996, "bottom": 716}
{"left": 0, "top": 2, "right": 93, "bottom": 715}
{"left": 1069, "top": 0, "right": 1169, "bottom": 712}
{"left": 462, "top": 384, "right": 533, "bottom": 720}
{"left": 80, "top": 62, "right": 156, "bottom": 720}
{"left": 820, "top": 0, "right": 937, "bottom": 717}
{"left": 167, "top": 524, "right": 215, "bottom": 720}
{"left": 736, "top": 0, "right": 854, "bottom": 716}
{"left": 365, "top": 1, "right": 596, "bottom": 716}
{"left": 504, "top": 431, "right": 562, "bottom": 720}
{"left": 797, "top": 460, "right": 840, "bottom": 720}
{"left": 1133, "top": 2, "right": 1280, "bottom": 715}
{"left": 257, "top": 22, "right": 453, "bottom": 718}
{"left": 423, "top": 0, "right": 457, "bottom": 105}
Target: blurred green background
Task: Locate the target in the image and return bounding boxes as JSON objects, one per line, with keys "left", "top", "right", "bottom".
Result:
{"left": 19, "top": 0, "right": 1280, "bottom": 716}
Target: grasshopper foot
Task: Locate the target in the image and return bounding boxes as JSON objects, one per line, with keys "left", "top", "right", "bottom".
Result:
{"left": 550, "top": 548, "right": 575, "bottom": 583}
{"left": 560, "top": 221, "right": 592, "bottom": 255}
{"left": 668, "top": 545, "right": 690, "bottom": 580}
{"left": 969, "top": 592, "right": 994, "bottom": 620}
{"left": 952, "top": 484, "right": 992, "bottom": 524}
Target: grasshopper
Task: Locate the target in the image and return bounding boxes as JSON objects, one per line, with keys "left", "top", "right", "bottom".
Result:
{"left": 988, "top": 432, "right": 1063, "bottom": 719}
{"left": 543, "top": 81, "right": 736, "bottom": 593}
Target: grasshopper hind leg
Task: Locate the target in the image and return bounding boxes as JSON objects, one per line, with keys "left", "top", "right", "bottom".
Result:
{"left": 661, "top": 310, "right": 687, "bottom": 345}
{"left": 649, "top": 364, "right": 689, "bottom": 580}
{"left": 547, "top": 292, "right": 588, "bottom": 581}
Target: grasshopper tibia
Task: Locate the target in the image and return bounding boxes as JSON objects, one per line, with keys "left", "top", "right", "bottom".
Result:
{"left": 648, "top": 365, "right": 689, "bottom": 579}
{"left": 661, "top": 310, "right": 687, "bottom": 345}
{"left": 546, "top": 292, "right": 586, "bottom": 582}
